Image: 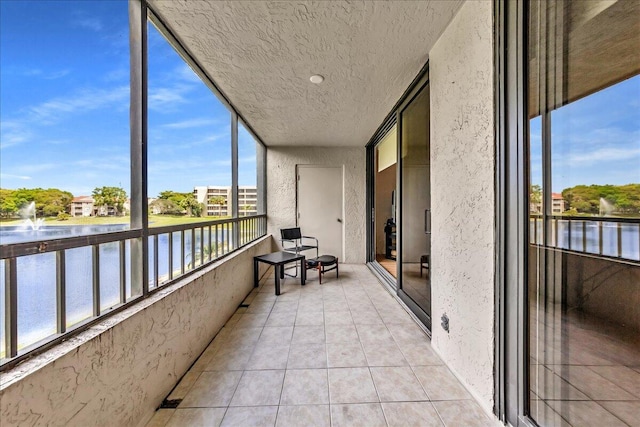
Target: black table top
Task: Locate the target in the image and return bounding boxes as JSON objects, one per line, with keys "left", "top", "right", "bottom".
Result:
{"left": 254, "top": 251, "right": 305, "bottom": 264}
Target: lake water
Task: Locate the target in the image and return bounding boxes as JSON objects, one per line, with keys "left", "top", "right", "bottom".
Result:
{"left": 0, "top": 224, "right": 225, "bottom": 354}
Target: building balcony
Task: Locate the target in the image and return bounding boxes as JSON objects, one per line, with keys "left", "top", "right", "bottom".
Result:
{"left": 146, "top": 265, "right": 494, "bottom": 427}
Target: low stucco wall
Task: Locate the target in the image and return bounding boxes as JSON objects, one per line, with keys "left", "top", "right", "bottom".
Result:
{"left": 0, "top": 236, "right": 272, "bottom": 427}
{"left": 429, "top": 0, "right": 495, "bottom": 414}
{"left": 266, "top": 146, "right": 366, "bottom": 263}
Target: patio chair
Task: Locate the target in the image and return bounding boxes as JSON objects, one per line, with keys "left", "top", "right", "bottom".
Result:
{"left": 280, "top": 227, "right": 319, "bottom": 277}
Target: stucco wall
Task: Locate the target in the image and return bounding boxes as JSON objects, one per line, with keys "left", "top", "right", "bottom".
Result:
{"left": 429, "top": 0, "right": 495, "bottom": 413}
{"left": 0, "top": 237, "right": 272, "bottom": 427}
{"left": 267, "top": 146, "right": 366, "bottom": 263}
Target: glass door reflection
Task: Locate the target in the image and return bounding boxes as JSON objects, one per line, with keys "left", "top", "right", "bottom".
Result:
{"left": 399, "top": 83, "right": 431, "bottom": 327}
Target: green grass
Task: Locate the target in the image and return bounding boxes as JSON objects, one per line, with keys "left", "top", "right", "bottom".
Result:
{"left": 0, "top": 215, "right": 229, "bottom": 227}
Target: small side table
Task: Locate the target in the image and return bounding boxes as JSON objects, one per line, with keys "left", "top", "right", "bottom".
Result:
{"left": 254, "top": 251, "right": 306, "bottom": 295}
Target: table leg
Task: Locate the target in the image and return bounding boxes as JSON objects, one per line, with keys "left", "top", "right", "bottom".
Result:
{"left": 254, "top": 259, "right": 259, "bottom": 288}
{"left": 301, "top": 256, "right": 306, "bottom": 285}
{"left": 274, "top": 265, "right": 281, "bottom": 296}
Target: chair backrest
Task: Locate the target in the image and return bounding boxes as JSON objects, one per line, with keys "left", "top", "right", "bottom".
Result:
{"left": 281, "top": 227, "right": 302, "bottom": 240}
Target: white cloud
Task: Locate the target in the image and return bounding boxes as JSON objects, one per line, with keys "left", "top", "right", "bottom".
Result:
{"left": 567, "top": 147, "right": 640, "bottom": 165}
{"left": 0, "top": 121, "right": 34, "bottom": 149}
{"left": 162, "top": 118, "right": 216, "bottom": 129}
{"left": 75, "top": 17, "right": 103, "bottom": 32}
{"left": 0, "top": 173, "right": 31, "bottom": 181}
{"left": 28, "top": 86, "right": 129, "bottom": 124}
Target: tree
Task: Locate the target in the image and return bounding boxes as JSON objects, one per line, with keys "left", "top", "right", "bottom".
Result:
{"left": 208, "top": 196, "right": 226, "bottom": 206}
{"left": 92, "top": 186, "right": 127, "bottom": 216}
{"left": 0, "top": 187, "right": 72, "bottom": 218}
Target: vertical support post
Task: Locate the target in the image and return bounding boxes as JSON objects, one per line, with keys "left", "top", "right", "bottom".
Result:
{"left": 180, "top": 230, "right": 185, "bottom": 275}
{"left": 208, "top": 226, "right": 212, "bottom": 261}
{"left": 168, "top": 232, "right": 174, "bottom": 280}
{"left": 215, "top": 225, "right": 219, "bottom": 258}
{"left": 190, "top": 228, "right": 196, "bottom": 270}
{"left": 231, "top": 112, "right": 239, "bottom": 248}
{"left": 598, "top": 221, "right": 603, "bottom": 255}
{"left": 257, "top": 141, "right": 267, "bottom": 216}
{"left": 153, "top": 235, "right": 159, "bottom": 286}
{"left": 56, "top": 251, "right": 66, "bottom": 333}
{"left": 5, "top": 258, "right": 18, "bottom": 358}
{"left": 92, "top": 245, "right": 100, "bottom": 317}
{"left": 199, "top": 227, "right": 204, "bottom": 267}
{"left": 120, "top": 240, "right": 127, "bottom": 302}
{"left": 582, "top": 221, "right": 587, "bottom": 252}
{"left": 129, "top": 0, "right": 149, "bottom": 297}
{"left": 617, "top": 222, "right": 622, "bottom": 258}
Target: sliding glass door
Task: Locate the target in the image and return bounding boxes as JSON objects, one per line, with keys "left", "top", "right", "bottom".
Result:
{"left": 398, "top": 82, "right": 431, "bottom": 328}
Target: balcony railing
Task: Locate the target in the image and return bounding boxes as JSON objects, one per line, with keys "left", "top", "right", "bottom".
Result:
{"left": 530, "top": 215, "right": 640, "bottom": 261}
{"left": 0, "top": 215, "right": 266, "bottom": 367}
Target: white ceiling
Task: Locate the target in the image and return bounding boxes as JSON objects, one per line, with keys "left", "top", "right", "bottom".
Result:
{"left": 147, "top": 0, "right": 463, "bottom": 146}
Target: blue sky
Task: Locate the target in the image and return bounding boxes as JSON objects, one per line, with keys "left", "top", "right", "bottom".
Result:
{"left": 1, "top": 2, "right": 638, "bottom": 199}
{"left": 530, "top": 75, "right": 640, "bottom": 192}
{"left": 1, "top": 0, "right": 257, "bottom": 199}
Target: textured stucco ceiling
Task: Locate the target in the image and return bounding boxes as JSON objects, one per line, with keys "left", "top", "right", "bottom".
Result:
{"left": 147, "top": 1, "right": 464, "bottom": 146}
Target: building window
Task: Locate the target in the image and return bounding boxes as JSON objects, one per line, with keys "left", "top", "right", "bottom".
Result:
{"left": 527, "top": 1, "right": 639, "bottom": 425}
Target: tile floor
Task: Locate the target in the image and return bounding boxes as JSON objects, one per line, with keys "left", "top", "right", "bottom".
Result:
{"left": 147, "top": 264, "right": 494, "bottom": 427}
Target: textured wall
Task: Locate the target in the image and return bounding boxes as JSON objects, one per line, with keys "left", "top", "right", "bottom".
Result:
{"left": 429, "top": 0, "right": 495, "bottom": 412}
{"left": 267, "top": 146, "right": 366, "bottom": 263}
{"left": 0, "top": 237, "right": 272, "bottom": 427}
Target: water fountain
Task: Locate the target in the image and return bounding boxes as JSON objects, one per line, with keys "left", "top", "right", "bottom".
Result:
{"left": 19, "top": 201, "right": 45, "bottom": 231}
{"left": 598, "top": 197, "right": 615, "bottom": 216}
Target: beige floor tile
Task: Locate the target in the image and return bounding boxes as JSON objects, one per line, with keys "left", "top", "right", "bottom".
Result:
{"left": 546, "top": 401, "right": 627, "bottom": 427}
{"left": 557, "top": 366, "right": 636, "bottom": 400}
{"left": 180, "top": 371, "right": 243, "bottom": 407}
{"left": 235, "top": 313, "right": 270, "bottom": 329}
{"left": 166, "top": 408, "right": 226, "bottom": 427}
{"left": 221, "top": 406, "right": 278, "bottom": 427}
{"left": 413, "top": 366, "right": 471, "bottom": 400}
{"left": 265, "top": 311, "right": 297, "bottom": 327}
{"left": 275, "top": 405, "right": 330, "bottom": 427}
{"left": 246, "top": 300, "right": 275, "bottom": 314}
{"left": 325, "top": 323, "right": 359, "bottom": 343}
{"left": 350, "top": 310, "right": 384, "bottom": 325}
{"left": 432, "top": 400, "right": 494, "bottom": 427}
{"left": 258, "top": 326, "right": 294, "bottom": 345}
{"left": 381, "top": 402, "right": 444, "bottom": 427}
{"left": 229, "top": 370, "right": 285, "bottom": 407}
{"left": 385, "top": 322, "right": 429, "bottom": 345}
{"left": 330, "top": 403, "right": 386, "bottom": 427}
{"left": 397, "top": 341, "right": 443, "bottom": 366}
{"left": 168, "top": 371, "right": 202, "bottom": 400}
{"left": 326, "top": 342, "right": 367, "bottom": 368}
{"left": 248, "top": 344, "right": 290, "bottom": 370}
{"left": 324, "top": 310, "right": 354, "bottom": 325}
{"left": 280, "top": 369, "right": 329, "bottom": 405}
{"left": 598, "top": 401, "right": 640, "bottom": 426}
{"left": 287, "top": 342, "right": 327, "bottom": 369}
{"left": 328, "top": 367, "right": 379, "bottom": 404}
{"left": 206, "top": 344, "right": 255, "bottom": 371}
{"left": 361, "top": 341, "right": 408, "bottom": 367}
{"left": 530, "top": 365, "right": 589, "bottom": 401}
{"left": 295, "top": 310, "right": 324, "bottom": 326}
{"left": 529, "top": 399, "right": 571, "bottom": 427}
{"left": 355, "top": 324, "right": 394, "bottom": 343}
{"left": 588, "top": 365, "right": 640, "bottom": 398}
{"left": 292, "top": 325, "right": 326, "bottom": 344}
{"left": 220, "top": 327, "right": 263, "bottom": 348}
{"left": 370, "top": 367, "right": 428, "bottom": 402}
{"left": 146, "top": 409, "right": 174, "bottom": 427}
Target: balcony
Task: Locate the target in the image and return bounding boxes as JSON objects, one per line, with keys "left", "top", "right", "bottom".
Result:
{"left": 146, "top": 265, "right": 493, "bottom": 427}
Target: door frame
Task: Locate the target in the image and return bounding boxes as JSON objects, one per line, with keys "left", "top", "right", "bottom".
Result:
{"left": 396, "top": 74, "right": 432, "bottom": 331}
{"left": 295, "top": 164, "right": 345, "bottom": 262}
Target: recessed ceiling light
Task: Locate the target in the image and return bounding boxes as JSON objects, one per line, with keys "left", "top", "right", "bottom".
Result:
{"left": 310, "top": 74, "right": 324, "bottom": 84}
